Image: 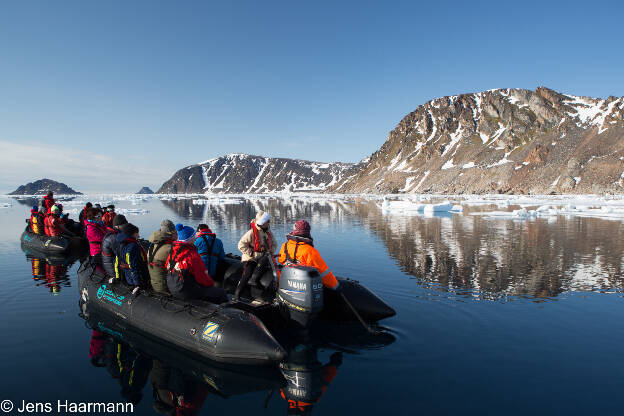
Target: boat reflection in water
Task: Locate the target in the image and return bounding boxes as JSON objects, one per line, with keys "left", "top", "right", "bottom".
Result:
{"left": 22, "top": 247, "right": 76, "bottom": 294}
{"left": 83, "top": 309, "right": 395, "bottom": 415}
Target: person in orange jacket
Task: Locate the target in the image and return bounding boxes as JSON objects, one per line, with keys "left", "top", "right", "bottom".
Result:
{"left": 277, "top": 220, "right": 339, "bottom": 290}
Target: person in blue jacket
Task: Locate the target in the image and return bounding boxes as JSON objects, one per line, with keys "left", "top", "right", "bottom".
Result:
{"left": 115, "top": 223, "right": 150, "bottom": 288}
{"left": 194, "top": 224, "right": 225, "bottom": 278}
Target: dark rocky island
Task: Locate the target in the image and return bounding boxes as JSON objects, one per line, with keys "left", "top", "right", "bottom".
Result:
{"left": 136, "top": 187, "right": 154, "bottom": 194}
{"left": 9, "top": 179, "right": 82, "bottom": 195}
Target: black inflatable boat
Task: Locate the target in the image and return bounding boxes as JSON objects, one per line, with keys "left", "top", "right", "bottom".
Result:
{"left": 84, "top": 310, "right": 286, "bottom": 398}
{"left": 20, "top": 226, "right": 87, "bottom": 255}
{"left": 78, "top": 260, "right": 286, "bottom": 366}
{"left": 77, "top": 253, "right": 395, "bottom": 365}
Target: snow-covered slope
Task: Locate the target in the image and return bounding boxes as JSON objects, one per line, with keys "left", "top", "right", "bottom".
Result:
{"left": 331, "top": 87, "right": 624, "bottom": 194}
{"left": 158, "top": 154, "right": 353, "bottom": 194}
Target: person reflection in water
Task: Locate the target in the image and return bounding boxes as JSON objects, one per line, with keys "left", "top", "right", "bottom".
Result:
{"left": 87, "top": 331, "right": 152, "bottom": 406}
{"left": 151, "top": 359, "right": 209, "bottom": 416}
{"left": 45, "top": 261, "right": 67, "bottom": 294}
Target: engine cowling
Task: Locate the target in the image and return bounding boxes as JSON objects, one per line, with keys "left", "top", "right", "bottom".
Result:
{"left": 277, "top": 266, "right": 324, "bottom": 327}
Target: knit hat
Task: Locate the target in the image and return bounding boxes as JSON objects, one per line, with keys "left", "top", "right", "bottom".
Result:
{"left": 160, "top": 220, "right": 176, "bottom": 233}
{"left": 175, "top": 223, "right": 195, "bottom": 242}
{"left": 256, "top": 211, "right": 271, "bottom": 226}
{"left": 107, "top": 204, "right": 115, "bottom": 210}
{"left": 113, "top": 214, "right": 128, "bottom": 227}
{"left": 50, "top": 205, "right": 59, "bottom": 213}
{"left": 120, "top": 223, "right": 139, "bottom": 236}
{"left": 32, "top": 205, "right": 38, "bottom": 211}
{"left": 291, "top": 220, "right": 311, "bottom": 238}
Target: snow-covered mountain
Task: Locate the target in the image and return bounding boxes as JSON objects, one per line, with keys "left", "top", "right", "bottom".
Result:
{"left": 157, "top": 154, "right": 354, "bottom": 194}
{"left": 158, "top": 87, "right": 624, "bottom": 195}
{"left": 331, "top": 87, "right": 624, "bottom": 194}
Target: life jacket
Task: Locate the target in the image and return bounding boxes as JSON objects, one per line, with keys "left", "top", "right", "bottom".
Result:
{"left": 115, "top": 237, "right": 147, "bottom": 280}
{"left": 251, "top": 221, "right": 272, "bottom": 253}
{"left": 102, "top": 211, "right": 116, "bottom": 227}
{"left": 42, "top": 195, "right": 55, "bottom": 213}
{"left": 44, "top": 213, "right": 63, "bottom": 236}
{"left": 197, "top": 230, "right": 217, "bottom": 263}
{"left": 30, "top": 212, "right": 45, "bottom": 235}
{"left": 166, "top": 243, "right": 194, "bottom": 281}
{"left": 148, "top": 239, "right": 174, "bottom": 270}
{"left": 279, "top": 236, "right": 339, "bottom": 289}
{"left": 281, "top": 235, "right": 313, "bottom": 265}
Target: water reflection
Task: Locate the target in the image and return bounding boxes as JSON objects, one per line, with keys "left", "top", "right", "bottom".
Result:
{"left": 358, "top": 202, "right": 624, "bottom": 300}
{"left": 164, "top": 197, "right": 624, "bottom": 300}
{"left": 83, "top": 310, "right": 392, "bottom": 415}
{"left": 23, "top": 250, "right": 74, "bottom": 294}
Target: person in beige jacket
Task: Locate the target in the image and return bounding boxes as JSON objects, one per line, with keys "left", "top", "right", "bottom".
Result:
{"left": 234, "top": 211, "right": 275, "bottom": 300}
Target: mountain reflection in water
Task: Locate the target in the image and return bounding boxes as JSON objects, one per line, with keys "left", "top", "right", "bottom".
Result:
{"left": 162, "top": 197, "right": 624, "bottom": 301}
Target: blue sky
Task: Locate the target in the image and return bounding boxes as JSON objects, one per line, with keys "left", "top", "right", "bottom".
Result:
{"left": 1, "top": 0, "right": 622, "bottom": 192}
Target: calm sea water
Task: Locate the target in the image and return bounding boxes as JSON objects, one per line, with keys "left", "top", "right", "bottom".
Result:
{"left": 1, "top": 195, "right": 623, "bottom": 415}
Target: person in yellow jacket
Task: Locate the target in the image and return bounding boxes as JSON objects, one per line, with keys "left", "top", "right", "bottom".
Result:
{"left": 278, "top": 220, "right": 340, "bottom": 290}
{"left": 234, "top": 211, "right": 275, "bottom": 300}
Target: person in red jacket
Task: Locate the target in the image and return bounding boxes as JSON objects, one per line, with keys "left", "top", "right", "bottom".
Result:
{"left": 41, "top": 191, "right": 55, "bottom": 213}
{"left": 44, "top": 205, "right": 72, "bottom": 236}
{"left": 165, "top": 224, "right": 227, "bottom": 304}
{"left": 102, "top": 205, "right": 116, "bottom": 227}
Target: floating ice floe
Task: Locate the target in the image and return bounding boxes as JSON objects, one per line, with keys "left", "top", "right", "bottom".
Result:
{"left": 118, "top": 208, "right": 150, "bottom": 215}
{"left": 472, "top": 203, "right": 624, "bottom": 221}
{"left": 381, "top": 199, "right": 456, "bottom": 215}
{"left": 0, "top": 202, "right": 12, "bottom": 208}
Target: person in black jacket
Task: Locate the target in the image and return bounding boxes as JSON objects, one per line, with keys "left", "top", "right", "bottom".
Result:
{"left": 115, "top": 223, "right": 150, "bottom": 288}
{"left": 101, "top": 215, "right": 128, "bottom": 278}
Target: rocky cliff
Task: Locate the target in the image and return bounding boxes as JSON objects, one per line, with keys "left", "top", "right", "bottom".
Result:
{"left": 331, "top": 87, "right": 624, "bottom": 194}
{"left": 9, "top": 178, "right": 82, "bottom": 195}
{"left": 158, "top": 154, "right": 353, "bottom": 194}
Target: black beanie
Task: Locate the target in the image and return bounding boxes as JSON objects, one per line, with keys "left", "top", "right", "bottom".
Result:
{"left": 120, "top": 223, "right": 139, "bottom": 236}
{"left": 113, "top": 214, "right": 128, "bottom": 227}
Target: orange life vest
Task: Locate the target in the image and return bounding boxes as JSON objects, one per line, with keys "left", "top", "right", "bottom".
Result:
{"left": 278, "top": 237, "right": 339, "bottom": 289}
{"left": 30, "top": 212, "right": 45, "bottom": 235}
{"left": 44, "top": 214, "right": 63, "bottom": 237}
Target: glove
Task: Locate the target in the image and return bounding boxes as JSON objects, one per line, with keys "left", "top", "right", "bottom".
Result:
{"left": 329, "top": 352, "right": 343, "bottom": 367}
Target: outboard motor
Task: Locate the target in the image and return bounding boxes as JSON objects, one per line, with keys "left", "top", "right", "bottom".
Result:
{"left": 277, "top": 266, "right": 323, "bottom": 328}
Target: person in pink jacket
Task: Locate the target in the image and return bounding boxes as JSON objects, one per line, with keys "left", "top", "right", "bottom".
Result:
{"left": 85, "top": 207, "right": 108, "bottom": 263}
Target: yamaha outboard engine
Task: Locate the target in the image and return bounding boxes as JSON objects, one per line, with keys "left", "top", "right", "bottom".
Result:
{"left": 277, "top": 266, "right": 323, "bottom": 328}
